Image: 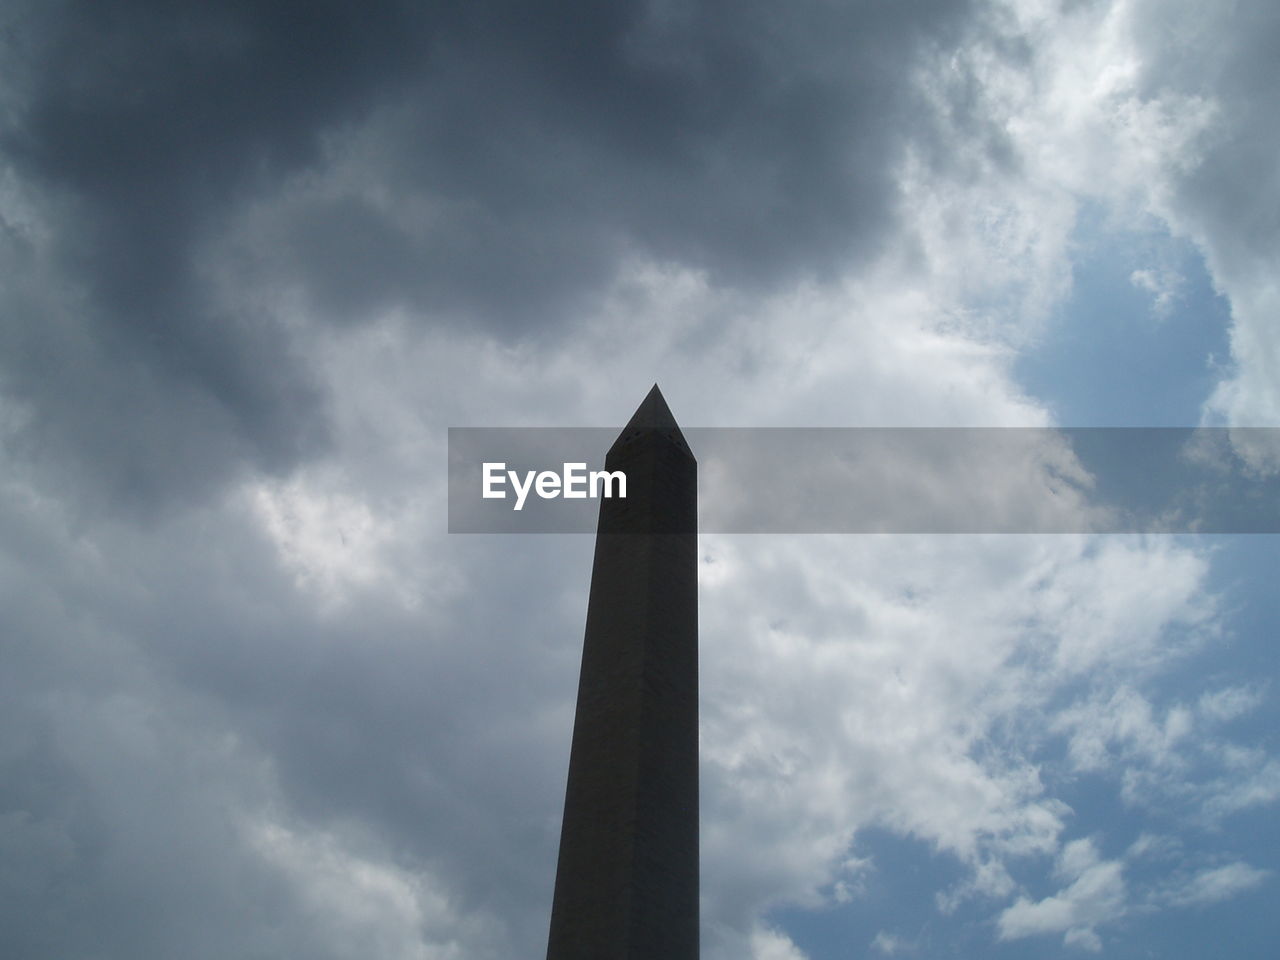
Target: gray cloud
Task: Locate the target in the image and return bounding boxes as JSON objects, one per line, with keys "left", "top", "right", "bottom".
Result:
{"left": 1117, "top": 0, "right": 1280, "bottom": 431}
{"left": 3, "top": 2, "right": 1279, "bottom": 959}
{"left": 2, "top": 0, "right": 982, "bottom": 513}
{"left": 0, "top": 476, "right": 596, "bottom": 956}
{"left": 1137, "top": 0, "right": 1280, "bottom": 265}
{"left": 0, "top": 0, "right": 440, "bottom": 511}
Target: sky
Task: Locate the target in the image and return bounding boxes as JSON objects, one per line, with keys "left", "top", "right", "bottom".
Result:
{"left": 1, "top": 0, "right": 1278, "bottom": 957}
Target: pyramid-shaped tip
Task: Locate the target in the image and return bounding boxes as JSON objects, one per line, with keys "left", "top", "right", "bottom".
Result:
{"left": 624, "top": 384, "right": 679, "bottom": 431}
{"left": 608, "top": 383, "right": 694, "bottom": 460}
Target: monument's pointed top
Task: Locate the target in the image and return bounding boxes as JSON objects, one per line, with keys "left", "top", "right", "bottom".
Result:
{"left": 625, "top": 384, "right": 678, "bottom": 431}
{"left": 608, "top": 384, "right": 695, "bottom": 461}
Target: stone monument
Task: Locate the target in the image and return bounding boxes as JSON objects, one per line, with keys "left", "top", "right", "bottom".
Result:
{"left": 546, "top": 384, "right": 699, "bottom": 959}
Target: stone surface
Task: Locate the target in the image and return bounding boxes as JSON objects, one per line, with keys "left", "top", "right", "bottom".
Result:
{"left": 546, "top": 384, "right": 699, "bottom": 959}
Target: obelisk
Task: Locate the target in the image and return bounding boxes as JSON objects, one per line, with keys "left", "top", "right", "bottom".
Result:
{"left": 546, "top": 384, "right": 699, "bottom": 959}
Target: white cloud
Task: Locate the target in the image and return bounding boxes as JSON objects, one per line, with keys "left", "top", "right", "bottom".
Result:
{"left": 1199, "top": 752, "right": 1280, "bottom": 824}
{"left": 1155, "top": 861, "right": 1270, "bottom": 908}
{"left": 1125, "top": 832, "right": 1182, "bottom": 861}
{"left": 1047, "top": 681, "right": 1280, "bottom": 826}
{"left": 1055, "top": 686, "right": 1194, "bottom": 774}
{"left": 246, "top": 817, "right": 488, "bottom": 960}
{"left": 932, "top": 0, "right": 1280, "bottom": 453}
{"left": 994, "top": 792, "right": 1271, "bottom": 950}
{"left": 984, "top": 0, "right": 1219, "bottom": 218}
{"left": 870, "top": 930, "right": 910, "bottom": 955}
{"left": 248, "top": 477, "right": 403, "bottom": 607}
{"left": 1198, "top": 684, "right": 1267, "bottom": 724}
{"left": 978, "top": 0, "right": 1280, "bottom": 439}
{"left": 997, "top": 839, "right": 1127, "bottom": 951}
{"left": 697, "top": 532, "right": 1213, "bottom": 939}
{"left": 1204, "top": 273, "right": 1280, "bottom": 435}
{"left": 1129, "top": 267, "right": 1184, "bottom": 318}
{"left": 749, "top": 925, "right": 811, "bottom": 960}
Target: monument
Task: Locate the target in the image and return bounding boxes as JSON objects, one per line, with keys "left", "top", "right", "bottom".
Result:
{"left": 546, "top": 384, "right": 699, "bottom": 959}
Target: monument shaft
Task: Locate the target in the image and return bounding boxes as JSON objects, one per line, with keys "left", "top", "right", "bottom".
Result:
{"left": 547, "top": 386, "right": 699, "bottom": 959}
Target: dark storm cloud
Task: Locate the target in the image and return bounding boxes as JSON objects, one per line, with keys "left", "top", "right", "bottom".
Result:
{"left": 2, "top": 0, "right": 975, "bottom": 511}
{"left": 277, "top": 0, "right": 978, "bottom": 324}
{"left": 0, "top": 0, "right": 440, "bottom": 511}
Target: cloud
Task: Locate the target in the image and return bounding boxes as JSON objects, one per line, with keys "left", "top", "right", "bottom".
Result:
{"left": 2, "top": 1, "right": 1279, "bottom": 958}
{"left": 748, "top": 925, "right": 810, "bottom": 960}
{"left": 870, "top": 930, "right": 915, "bottom": 955}
{"left": 245, "top": 817, "right": 484, "bottom": 960}
{"left": 997, "top": 837, "right": 1271, "bottom": 952}
{"left": 1129, "top": 266, "right": 1183, "bottom": 317}
{"left": 1048, "top": 679, "right": 1280, "bottom": 827}
{"left": 9, "top": 270, "right": 1252, "bottom": 959}
{"left": 1126, "top": 0, "right": 1280, "bottom": 431}
{"left": 979, "top": 0, "right": 1280, "bottom": 436}
{"left": 0, "top": 0, "right": 988, "bottom": 516}
{"left": 997, "top": 839, "right": 1127, "bottom": 951}
{"left": 0, "top": 0, "right": 425, "bottom": 510}
{"left": 1055, "top": 686, "right": 1194, "bottom": 774}
{"left": 1197, "top": 683, "right": 1267, "bottom": 724}
{"left": 1155, "top": 861, "right": 1270, "bottom": 909}
{"left": 0, "top": 459, "right": 588, "bottom": 958}
{"left": 694, "top": 530, "right": 1224, "bottom": 947}
{"left": 926, "top": 0, "right": 1279, "bottom": 445}
{"left": 1197, "top": 751, "right": 1280, "bottom": 824}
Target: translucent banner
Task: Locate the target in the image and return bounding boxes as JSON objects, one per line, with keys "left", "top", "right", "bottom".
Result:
{"left": 447, "top": 427, "right": 1280, "bottom": 534}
